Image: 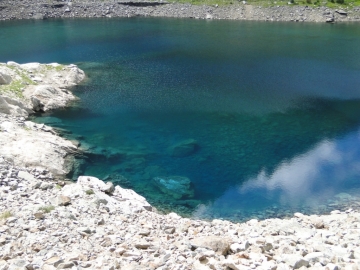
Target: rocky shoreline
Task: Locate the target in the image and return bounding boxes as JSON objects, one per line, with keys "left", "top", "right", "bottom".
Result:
{"left": 0, "top": 0, "right": 360, "bottom": 23}
{"left": 1, "top": 63, "right": 360, "bottom": 269}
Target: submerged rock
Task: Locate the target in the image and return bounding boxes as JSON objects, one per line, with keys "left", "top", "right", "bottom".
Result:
{"left": 152, "top": 176, "right": 194, "bottom": 199}
{"left": 168, "top": 139, "right": 199, "bottom": 157}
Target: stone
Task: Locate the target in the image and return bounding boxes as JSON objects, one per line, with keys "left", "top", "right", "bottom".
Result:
{"left": 0, "top": 72, "right": 12, "bottom": 85}
{"left": 191, "top": 236, "right": 231, "bottom": 255}
{"left": 304, "top": 252, "right": 325, "bottom": 264}
{"left": 0, "top": 260, "right": 8, "bottom": 270}
{"left": 34, "top": 212, "right": 45, "bottom": 219}
{"left": 101, "top": 181, "right": 115, "bottom": 195}
{"left": 17, "top": 171, "right": 37, "bottom": 182}
{"left": 45, "top": 257, "right": 63, "bottom": 267}
{"left": 168, "top": 139, "right": 199, "bottom": 157}
{"left": 135, "top": 241, "right": 151, "bottom": 249}
{"left": 7, "top": 259, "right": 28, "bottom": 269}
{"left": 326, "top": 263, "right": 339, "bottom": 270}
{"left": 230, "top": 242, "right": 250, "bottom": 253}
{"left": 55, "top": 195, "right": 71, "bottom": 206}
{"left": 152, "top": 176, "right": 194, "bottom": 199}
{"left": 336, "top": 9, "right": 347, "bottom": 15}
{"left": 281, "top": 254, "right": 309, "bottom": 269}
{"left": 76, "top": 227, "right": 92, "bottom": 234}
{"left": 57, "top": 262, "right": 75, "bottom": 269}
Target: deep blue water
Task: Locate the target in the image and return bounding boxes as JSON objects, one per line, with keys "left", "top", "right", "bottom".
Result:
{"left": 1, "top": 18, "right": 360, "bottom": 221}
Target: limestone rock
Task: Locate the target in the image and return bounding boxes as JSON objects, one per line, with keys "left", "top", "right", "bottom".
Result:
{"left": 17, "top": 171, "right": 37, "bottom": 182}
{"left": 191, "top": 236, "right": 231, "bottom": 255}
{"left": 0, "top": 72, "right": 11, "bottom": 85}
{"left": 53, "top": 195, "right": 71, "bottom": 206}
{"left": 230, "top": 241, "right": 250, "bottom": 253}
{"left": 25, "top": 84, "right": 77, "bottom": 112}
{"left": 0, "top": 96, "right": 29, "bottom": 117}
{"left": 281, "top": 254, "right": 309, "bottom": 269}
{"left": 135, "top": 241, "right": 151, "bottom": 249}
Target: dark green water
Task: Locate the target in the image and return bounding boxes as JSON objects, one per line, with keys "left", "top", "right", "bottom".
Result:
{"left": 2, "top": 18, "right": 360, "bottom": 221}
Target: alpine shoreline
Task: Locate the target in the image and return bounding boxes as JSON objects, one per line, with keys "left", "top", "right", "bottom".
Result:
{"left": 1, "top": 63, "right": 360, "bottom": 269}
{"left": 0, "top": 0, "right": 360, "bottom": 23}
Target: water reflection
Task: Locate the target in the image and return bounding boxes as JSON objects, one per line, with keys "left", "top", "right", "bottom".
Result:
{"left": 2, "top": 18, "right": 360, "bottom": 220}
{"left": 195, "top": 129, "right": 360, "bottom": 220}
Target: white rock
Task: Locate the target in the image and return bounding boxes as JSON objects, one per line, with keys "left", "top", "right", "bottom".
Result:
{"left": 281, "top": 254, "right": 309, "bottom": 269}
{"left": 230, "top": 241, "right": 249, "bottom": 253}
{"left": 17, "top": 171, "right": 37, "bottom": 182}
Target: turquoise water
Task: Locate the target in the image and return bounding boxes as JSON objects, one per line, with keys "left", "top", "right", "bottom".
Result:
{"left": 1, "top": 18, "right": 360, "bottom": 221}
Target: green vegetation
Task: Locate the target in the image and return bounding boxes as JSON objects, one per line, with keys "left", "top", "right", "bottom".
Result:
{"left": 85, "top": 189, "right": 95, "bottom": 195}
{"left": 23, "top": 126, "right": 31, "bottom": 131}
{"left": 0, "top": 79, "right": 26, "bottom": 98}
{"left": 0, "top": 64, "right": 36, "bottom": 98}
{"left": 55, "top": 184, "right": 62, "bottom": 190}
{"left": 0, "top": 210, "right": 12, "bottom": 220}
{"left": 38, "top": 205, "right": 55, "bottom": 213}
{"left": 44, "top": 64, "right": 64, "bottom": 72}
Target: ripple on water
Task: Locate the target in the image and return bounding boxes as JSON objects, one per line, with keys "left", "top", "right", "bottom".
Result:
{"left": 7, "top": 18, "right": 360, "bottom": 221}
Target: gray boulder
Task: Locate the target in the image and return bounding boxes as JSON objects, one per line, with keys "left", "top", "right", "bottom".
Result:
{"left": 190, "top": 236, "right": 231, "bottom": 255}
{"left": 0, "top": 72, "right": 12, "bottom": 85}
{"left": 152, "top": 176, "right": 194, "bottom": 199}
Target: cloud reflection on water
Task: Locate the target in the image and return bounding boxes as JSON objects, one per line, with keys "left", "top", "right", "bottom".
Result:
{"left": 193, "top": 129, "right": 360, "bottom": 219}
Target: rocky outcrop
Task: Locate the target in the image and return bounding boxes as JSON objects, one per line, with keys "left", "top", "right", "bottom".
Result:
{"left": 0, "top": 62, "right": 85, "bottom": 115}
{"left": 1, "top": 0, "right": 360, "bottom": 23}
{"left": 0, "top": 62, "right": 85, "bottom": 177}
{"left": 0, "top": 115, "right": 78, "bottom": 177}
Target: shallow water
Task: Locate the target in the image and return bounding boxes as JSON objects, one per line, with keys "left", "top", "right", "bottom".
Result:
{"left": 1, "top": 18, "right": 360, "bottom": 221}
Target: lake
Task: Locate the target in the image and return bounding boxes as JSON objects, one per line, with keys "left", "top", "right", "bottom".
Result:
{"left": 1, "top": 18, "right": 360, "bottom": 221}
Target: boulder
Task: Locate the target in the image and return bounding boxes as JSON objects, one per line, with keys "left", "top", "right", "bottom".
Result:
{"left": 0, "top": 125, "right": 77, "bottom": 177}
{"left": 66, "top": 65, "right": 86, "bottom": 85}
{"left": 168, "top": 139, "right": 199, "bottom": 157}
{"left": 0, "top": 96, "right": 29, "bottom": 117}
{"left": 25, "top": 84, "right": 77, "bottom": 112}
{"left": 0, "top": 72, "right": 12, "bottom": 85}
{"left": 190, "top": 236, "right": 231, "bottom": 255}
{"left": 281, "top": 254, "right": 309, "bottom": 269}
{"left": 78, "top": 176, "right": 112, "bottom": 192}
{"left": 336, "top": 9, "right": 347, "bottom": 15}
{"left": 52, "top": 195, "right": 72, "bottom": 206}
{"left": 17, "top": 171, "right": 37, "bottom": 182}
{"left": 20, "top": 62, "right": 42, "bottom": 72}
{"left": 152, "top": 176, "right": 194, "bottom": 199}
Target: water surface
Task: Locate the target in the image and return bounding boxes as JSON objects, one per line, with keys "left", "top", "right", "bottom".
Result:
{"left": 1, "top": 18, "right": 360, "bottom": 220}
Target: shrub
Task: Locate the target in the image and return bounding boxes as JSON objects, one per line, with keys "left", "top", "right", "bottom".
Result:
{"left": 0, "top": 211, "right": 12, "bottom": 220}
{"left": 85, "top": 189, "right": 95, "bottom": 195}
